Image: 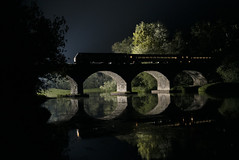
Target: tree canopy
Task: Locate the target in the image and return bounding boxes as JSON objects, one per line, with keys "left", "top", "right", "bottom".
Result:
{"left": 131, "top": 21, "right": 168, "bottom": 54}
{"left": 112, "top": 21, "right": 185, "bottom": 55}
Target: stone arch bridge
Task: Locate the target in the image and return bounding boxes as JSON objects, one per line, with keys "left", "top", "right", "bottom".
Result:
{"left": 66, "top": 53, "right": 216, "bottom": 95}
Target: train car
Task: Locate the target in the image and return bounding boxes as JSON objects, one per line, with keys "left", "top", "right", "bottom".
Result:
{"left": 129, "top": 54, "right": 179, "bottom": 64}
{"left": 74, "top": 53, "right": 129, "bottom": 64}
{"left": 74, "top": 52, "right": 213, "bottom": 65}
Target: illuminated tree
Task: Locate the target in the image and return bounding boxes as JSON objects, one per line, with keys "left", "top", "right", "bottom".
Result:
{"left": 131, "top": 21, "right": 168, "bottom": 54}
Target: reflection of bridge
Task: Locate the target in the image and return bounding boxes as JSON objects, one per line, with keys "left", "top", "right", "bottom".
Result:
{"left": 67, "top": 53, "right": 216, "bottom": 95}
{"left": 43, "top": 93, "right": 209, "bottom": 122}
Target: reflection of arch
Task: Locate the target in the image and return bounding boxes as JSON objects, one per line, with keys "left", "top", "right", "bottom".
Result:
{"left": 174, "top": 94, "right": 208, "bottom": 111}
{"left": 182, "top": 70, "right": 207, "bottom": 86}
{"left": 42, "top": 98, "right": 79, "bottom": 123}
{"left": 145, "top": 94, "right": 170, "bottom": 115}
{"left": 84, "top": 95, "right": 128, "bottom": 120}
{"left": 98, "top": 96, "right": 128, "bottom": 120}
{"left": 99, "top": 71, "right": 127, "bottom": 92}
{"left": 184, "top": 94, "right": 208, "bottom": 111}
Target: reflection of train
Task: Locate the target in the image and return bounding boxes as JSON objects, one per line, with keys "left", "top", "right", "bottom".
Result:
{"left": 74, "top": 53, "right": 213, "bottom": 65}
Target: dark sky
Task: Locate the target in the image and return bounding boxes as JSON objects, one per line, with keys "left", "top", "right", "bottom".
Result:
{"left": 37, "top": 0, "right": 239, "bottom": 62}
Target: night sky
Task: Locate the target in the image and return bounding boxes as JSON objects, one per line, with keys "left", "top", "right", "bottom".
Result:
{"left": 37, "top": 0, "right": 239, "bottom": 62}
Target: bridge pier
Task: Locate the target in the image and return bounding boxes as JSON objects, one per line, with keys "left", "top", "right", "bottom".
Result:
{"left": 67, "top": 75, "right": 85, "bottom": 96}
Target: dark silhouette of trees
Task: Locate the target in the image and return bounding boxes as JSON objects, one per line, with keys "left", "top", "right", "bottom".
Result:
{"left": 187, "top": 20, "right": 239, "bottom": 82}
{"left": 3, "top": 0, "right": 68, "bottom": 99}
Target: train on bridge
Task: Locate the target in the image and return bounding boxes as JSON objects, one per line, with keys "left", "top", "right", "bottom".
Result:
{"left": 74, "top": 53, "right": 213, "bottom": 65}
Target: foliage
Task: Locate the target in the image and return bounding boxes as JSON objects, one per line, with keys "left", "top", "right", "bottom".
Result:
{"left": 112, "top": 21, "right": 184, "bottom": 55}
{"left": 41, "top": 74, "right": 71, "bottom": 90}
{"left": 100, "top": 81, "right": 117, "bottom": 92}
{"left": 112, "top": 36, "right": 132, "bottom": 54}
{"left": 218, "top": 98, "right": 239, "bottom": 120}
{"left": 189, "top": 21, "right": 239, "bottom": 57}
{"left": 84, "top": 72, "right": 113, "bottom": 89}
{"left": 131, "top": 21, "right": 169, "bottom": 54}
{"left": 84, "top": 93, "right": 117, "bottom": 118}
{"left": 165, "top": 31, "right": 186, "bottom": 55}
{"left": 132, "top": 72, "right": 157, "bottom": 93}
{"left": 188, "top": 21, "right": 239, "bottom": 81}
{"left": 3, "top": 0, "right": 68, "bottom": 97}
{"left": 216, "top": 55, "right": 239, "bottom": 82}
{"left": 132, "top": 94, "right": 158, "bottom": 114}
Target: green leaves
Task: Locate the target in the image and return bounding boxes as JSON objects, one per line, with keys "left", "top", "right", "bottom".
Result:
{"left": 112, "top": 21, "right": 184, "bottom": 55}
{"left": 132, "top": 22, "right": 168, "bottom": 54}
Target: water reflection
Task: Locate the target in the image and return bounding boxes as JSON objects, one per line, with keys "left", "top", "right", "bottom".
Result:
{"left": 146, "top": 94, "right": 170, "bottom": 115}
{"left": 116, "top": 122, "right": 236, "bottom": 160}
{"left": 65, "top": 130, "right": 139, "bottom": 160}
{"left": 117, "top": 124, "right": 173, "bottom": 160}
{"left": 218, "top": 97, "right": 239, "bottom": 119}
{"left": 41, "top": 93, "right": 239, "bottom": 160}
{"left": 172, "top": 93, "right": 208, "bottom": 111}
{"left": 84, "top": 93, "right": 127, "bottom": 120}
{"left": 42, "top": 93, "right": 211, "bottom": 121}
{"left": 42, "top": 98, "right": 78, "bottom": 123}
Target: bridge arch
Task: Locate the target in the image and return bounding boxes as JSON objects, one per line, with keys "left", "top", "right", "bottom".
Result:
{"left": 133, "top": 71, "right": 170, "bottom": 92}
{"left": 145, "top": 71, "right": 170, "bottom": 91}
{"left": 174, "top": 70, "right": 207, "bottom": 87}
{"left": 86, "top": 71, "right": 127, "bottom": 92}
{"left": 66, "top": 75, "right": 79, "bottom": 95}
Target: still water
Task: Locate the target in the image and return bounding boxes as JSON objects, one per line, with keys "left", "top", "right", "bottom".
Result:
{"left": 42, "top": 92, "right": 239, "bottom": 160}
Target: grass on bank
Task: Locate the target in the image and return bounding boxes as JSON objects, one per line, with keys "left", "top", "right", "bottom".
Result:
{"left": 198, "top": 82, "right": 239, "bottom": 98}
{"left": 39, "top": 88, "right": 103, "bottom": 98}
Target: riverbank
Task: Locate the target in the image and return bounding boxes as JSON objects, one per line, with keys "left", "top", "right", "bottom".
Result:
{"left": 39, "top": 88, "right": 103, "bottom": 98}
{"left": 198, "top": 82, "right": 239, "bottom": 98}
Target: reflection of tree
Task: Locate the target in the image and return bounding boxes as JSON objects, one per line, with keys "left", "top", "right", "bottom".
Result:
{"left": 132, "top": 94, "right": 158, "bottom": 114}
{"left": 100, "top": 93, "right": 117, "bottom": 102}
{"left": 173, "top": 94, "right": 208, "bottom": 111}
{"left": 218, "top": 98, "right": 239, "bottom": 119}
{"left": 84, "top": 93, "right": 117, "bottom": 118}
{"left": 42, "top": 98, "right": 78, "bottom": 122}
{"left": 117, "top": 124, "right": 172, "bottom": 160}
{"left": 136, "top": 133, "right": 170, "bottom": 160}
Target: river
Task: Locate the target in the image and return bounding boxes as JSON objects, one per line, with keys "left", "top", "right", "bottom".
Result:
{"left": 41, "top": 92, "right": 239, "bottom": 160}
